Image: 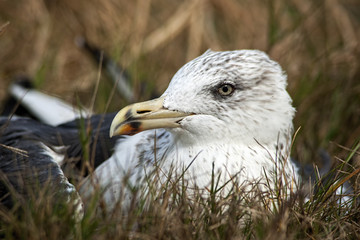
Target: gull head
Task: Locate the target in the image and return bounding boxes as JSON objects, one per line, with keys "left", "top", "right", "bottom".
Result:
{"left": 110, "top": 50, "right": 295, "bottom": 147}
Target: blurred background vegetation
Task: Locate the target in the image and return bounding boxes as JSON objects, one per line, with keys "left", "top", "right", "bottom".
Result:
{"left": 0, "top": 0, "right": 359, "bottom": 167}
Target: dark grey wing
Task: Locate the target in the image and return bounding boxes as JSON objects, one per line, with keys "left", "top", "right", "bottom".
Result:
{"left": 291, "top": 150, "right": 354, "bottom": 202}
{"left": 291, "top": 150, "right": 332, "bottom": 184}
{"left": 56, "top": 113, "right": 125, "bottom": 172}
{"left": 0, "top": 114, "right": 125, "bottom": 175}
{"left": 0, "top": 113, "right": 125, "bottom": 211}
{"left": 0, "top": 137, "right": 82, "bottom": 212}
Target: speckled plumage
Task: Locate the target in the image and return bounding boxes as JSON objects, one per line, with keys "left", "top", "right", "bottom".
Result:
{"left": 82, "top": 50, "right": 298, "bottom": 206}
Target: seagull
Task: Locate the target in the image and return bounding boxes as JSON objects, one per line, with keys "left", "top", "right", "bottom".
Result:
{"left": 0, "top": 49, "right": 300, "bottom": 212}
{"left": 80, "top": 49, "right": 299, "bottom": 207}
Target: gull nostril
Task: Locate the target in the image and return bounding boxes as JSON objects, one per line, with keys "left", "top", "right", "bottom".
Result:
{"left": 136, "top": 110, "right": 151, "bottom": 114}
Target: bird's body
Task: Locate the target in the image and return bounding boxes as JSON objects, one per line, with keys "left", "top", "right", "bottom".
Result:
{"left": 1, "top": 49, "right": 299, "bottom": 211}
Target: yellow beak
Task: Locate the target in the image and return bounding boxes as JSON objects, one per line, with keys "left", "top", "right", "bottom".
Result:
{"left": 109, "top": 96, "right": 192, "bottom": 137}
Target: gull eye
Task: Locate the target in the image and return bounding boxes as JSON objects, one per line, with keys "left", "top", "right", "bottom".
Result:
{"left": 218, "top": 84, "right": 234, "bottom": 96}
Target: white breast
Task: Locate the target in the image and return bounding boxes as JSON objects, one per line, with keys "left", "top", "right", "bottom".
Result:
{"left": 80, "top": 129, "right": 298, "bottom": 208}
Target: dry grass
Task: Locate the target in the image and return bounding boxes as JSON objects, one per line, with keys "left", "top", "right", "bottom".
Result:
{"left": 0, "top": 151, "right": 359, "bottom": 239}
{"left": 0, "top": 0, "right": 359, "bottom": 159}
{"left": 0, "top": 0, "right": 360, "bottom": 239}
